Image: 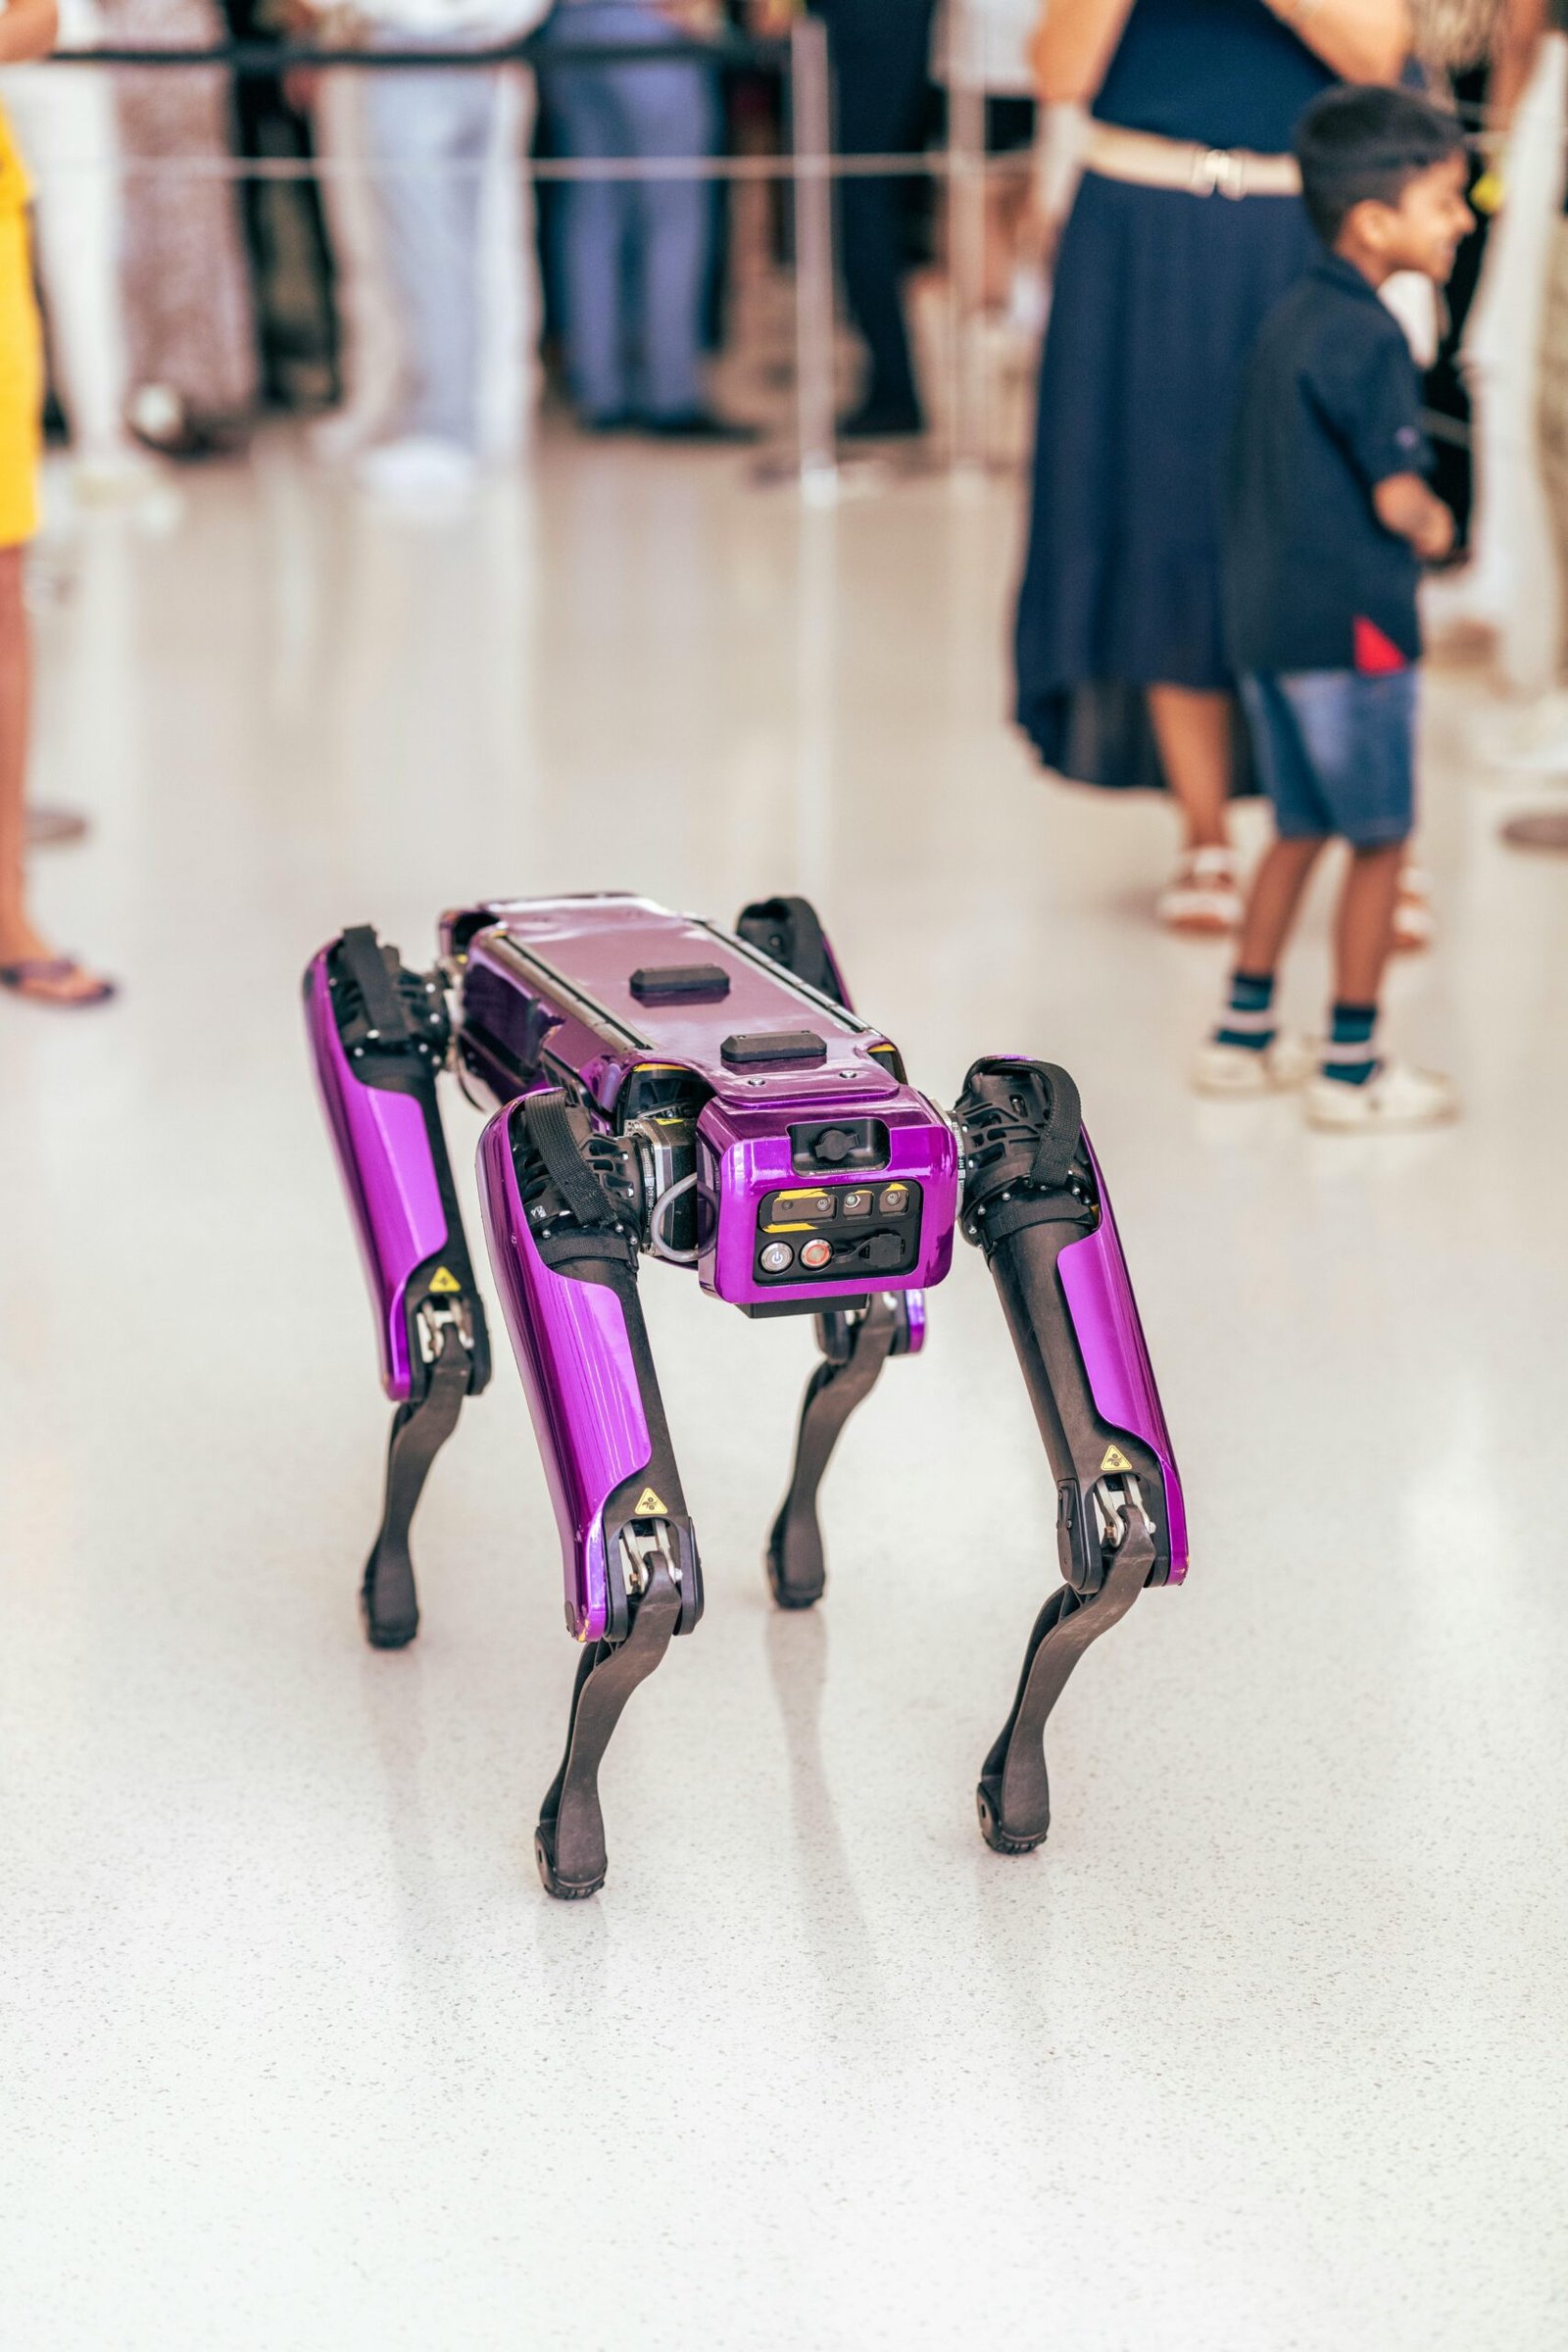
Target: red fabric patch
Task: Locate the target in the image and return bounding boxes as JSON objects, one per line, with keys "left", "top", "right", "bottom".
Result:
{"left": 1353, "top": 616, "right": 1410, "bottom": 674}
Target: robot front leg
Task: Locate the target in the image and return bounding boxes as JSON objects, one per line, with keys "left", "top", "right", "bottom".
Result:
{"left": 477, "top": 1088, "right": 701, "bottom": 1899}
{"left": 767, "top": 1292, "right": 923, "bottom": 1608}
{"left": 956, "top": 1058, "right": 1187, "bottom": 1855}
{"left": 305, "top": 925, "right": 490, "bottom": 1647}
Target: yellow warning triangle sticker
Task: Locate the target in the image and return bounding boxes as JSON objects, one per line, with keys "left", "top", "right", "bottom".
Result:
{"left": 1100, "top": 1444, "right": 1134, "bottom": 1474}
{"left": 633, "top": 1486, "right": 668, "bottom": 1517}
{"left": 428, "top": 1266, "right": 462, "bottom": 1295}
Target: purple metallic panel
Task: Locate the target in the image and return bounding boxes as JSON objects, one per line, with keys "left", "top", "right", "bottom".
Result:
{"left": 305, "top": 953, "right": 447, "bottom": 1401}
{"left": 476, "top": 1105, "right": 654, "bottom": 1642}
{"left": 697, "top": 1092, "right": 958, "bottom": 1308}
{"left": 461, "top": 895, "right": 901, "bottom": 1109}
{"left": 1057, "top": 1141, "right": 1189, "bottom": 1584}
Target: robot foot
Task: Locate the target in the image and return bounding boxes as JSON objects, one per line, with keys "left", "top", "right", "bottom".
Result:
{"left": 361, "top": 1323, "right": 469, "bottom": 1648}
{"left": 977, "top": 1518, "right": 1154, "bottom": 1854}
{"left": 534, "top": 1541, "right": 683, "bottom": 1899}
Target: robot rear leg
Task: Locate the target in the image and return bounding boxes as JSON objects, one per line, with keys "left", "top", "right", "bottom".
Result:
{"left": 736, "top": 890, "right": 927, "bottom": 1609}
{"left": 304, "top": 924, "right": 490, "bottom": 1647}
{"left": 767, "top": 1292, "right": 922, "bottom": 1608}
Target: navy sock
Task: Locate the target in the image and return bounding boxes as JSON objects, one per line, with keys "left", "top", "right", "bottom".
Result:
{"left": 1321, "top": 1002, "right": 1379, "bottom": 1086}
{"left": 1214, "top": 970, "right": 1276, "bottom": 1053}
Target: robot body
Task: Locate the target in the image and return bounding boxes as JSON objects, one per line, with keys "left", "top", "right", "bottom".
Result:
{"left": 305, "top": 892, "right": 1186, "bottom": 1895}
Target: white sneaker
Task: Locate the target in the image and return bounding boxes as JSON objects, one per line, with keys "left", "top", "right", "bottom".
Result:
{"left": 356, "top": 436, "right": 478, "bottom": 505}
{"left": 1305, "top": 1060, "right": 1460, "bottom": 1132}
{"left": 1192, "top": 1033, "right": 1316, "bottom": 1095}
{"left": 1157, "top": 847, "right": 1244, "bottom": 935}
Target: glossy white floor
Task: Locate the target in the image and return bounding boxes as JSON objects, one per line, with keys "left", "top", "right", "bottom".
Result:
{"left": 4, "top": 433, "right": 1567, "bottom": 2351}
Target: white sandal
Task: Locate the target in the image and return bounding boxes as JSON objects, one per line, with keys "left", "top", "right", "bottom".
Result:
{"left": 1156, "top": 847, "right": 1244, "bottom": 936}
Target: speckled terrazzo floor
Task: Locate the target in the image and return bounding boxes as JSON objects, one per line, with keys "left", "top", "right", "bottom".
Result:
{"left": 3, "top": 432, "right": 1565, "bottom": 2350}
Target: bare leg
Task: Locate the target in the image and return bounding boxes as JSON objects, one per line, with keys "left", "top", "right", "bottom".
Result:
{"left": 1235, "top": 835, "right": 1327, "bottom": 976}
{"left": 0, "top": 547, "right": 32, "bottom": 952}
{"left": 1335, "top": 840, "right": 1405, "bottom": 1005}
{"left": 0, "top": 548, "right": 110, "bottom": 1004}
{"left": 1147, "top": 684, "right": 1233, "bottom": 851}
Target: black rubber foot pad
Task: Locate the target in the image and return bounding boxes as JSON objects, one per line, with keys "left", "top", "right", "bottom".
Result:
{"left": 765, "top": 1544, "right": 823, "bottom": 1611}
{"left": 976, "top": 1785, "right": 1048, "bottom": 1855}
{"left": 534, "top": 1829, "right": 605, "bottom": 1901}
{"left": 362, "top": 1601, "right": 419, "bottom": 1650}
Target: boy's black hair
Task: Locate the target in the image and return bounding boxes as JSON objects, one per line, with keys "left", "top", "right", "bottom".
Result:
{"left": 1294, "top": 85, "right": 1466, "bottom": 248}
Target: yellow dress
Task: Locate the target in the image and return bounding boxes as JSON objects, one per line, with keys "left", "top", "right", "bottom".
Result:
{"left": 0, "top": 102, "right": 40, "bottom": 548}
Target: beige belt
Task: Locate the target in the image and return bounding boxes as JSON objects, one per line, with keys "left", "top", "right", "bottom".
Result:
{"left": 1086, "top": 122, "right": 1302, "bottom": 200}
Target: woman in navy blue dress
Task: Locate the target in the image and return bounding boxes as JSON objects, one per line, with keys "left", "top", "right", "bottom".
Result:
{"left": 1015, "top": 0, "right": 1410, "bottom": 929}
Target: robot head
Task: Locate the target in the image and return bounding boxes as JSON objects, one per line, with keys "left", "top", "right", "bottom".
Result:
{"left": 695, "top": 1083, "right": 958, "bottom": 1313}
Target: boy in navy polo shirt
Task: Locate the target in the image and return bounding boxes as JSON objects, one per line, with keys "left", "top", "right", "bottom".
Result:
{"left": 1194, "top": 86, "right": 1473, "bottom": 1131}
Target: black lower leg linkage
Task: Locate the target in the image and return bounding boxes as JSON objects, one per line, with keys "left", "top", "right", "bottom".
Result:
{"left": 534, "top": 1535, "right": 683, "bottom": 1899}
{"left": 975, "top": 1517, "right": 1154, "bottom": 1851}
{"left": 955, "top": 1055, "right": 1168, "bottom": 1853}
{"left": 362, "top": 1316, "right": 471, "bottom": 1648}
{"left": 767, "top": 1294, "right": 902, "bottom": 1608}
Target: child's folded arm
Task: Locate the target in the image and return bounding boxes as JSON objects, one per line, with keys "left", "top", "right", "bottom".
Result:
{"left": 1372, "top": 471, "right": 1454, "bottom": 562}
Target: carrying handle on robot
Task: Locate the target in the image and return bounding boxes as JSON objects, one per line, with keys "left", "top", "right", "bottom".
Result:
{"left": 338, "top": 923, "right": 413, "bottom": 1044}
{"left": 523, "top": 1089, "right": 619, "bottom": 1234}
{"left": 735, "top": 894, "right": 848, "bottom": 1007}
{"left": 1026, "top": 1062, "right": 1082, "bottom": 1193}
{"left": 961, "top": 1055, "right": 1083, "bottom": 1196}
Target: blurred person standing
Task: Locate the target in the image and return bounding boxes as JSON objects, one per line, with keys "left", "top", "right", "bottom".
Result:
{"left": 101, "top": 0, "right": 261, "bottom": 454}
{"left": 915, "top": 2, "right": 1088, "bottom": 459}
{"left": 1013, "top": 0, "right": 1410, "bottom": 933}
{"left": 1450, "top": 0, "right": 1568, "bottom": 747}
{"left": 297, "top": 56, "right": 403, "bottom": 460}
{"left": 541, "top": 0, "right": 749, "bottom": 438}
{"left": 0, "top": 0, "right": 114, "bottom": 1005}
{"left": 808, "top": 0, "right": 938, "bottom": 439}
{"left": 1518, "top": 0, "right": 1568, "bottom": 698}
{"left": 345, "top": 0, "right": 550, "bottom": 496}
{"left": 0, "top": 0, "right": 155, "bottom": 493}
{"left": 932, "top": 0, "right": 1043, "bottom": 313}
{"left": 1196, "top": 86, "right": 1470, "bottom": 1129}
{"left": 1405, "top": 1, "right": 1508, "bottom": 551}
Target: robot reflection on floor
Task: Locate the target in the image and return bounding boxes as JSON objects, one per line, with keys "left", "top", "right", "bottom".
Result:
{"left": 305, "top": 894, "right": 1188, "bottom": 1898}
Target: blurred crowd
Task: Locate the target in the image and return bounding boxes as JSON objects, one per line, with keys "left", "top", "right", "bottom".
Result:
{"left": 13, "top": 0, "right": 1568, "bottom": 1014}
{"left": 0, "top": 0, "right": 1056, "bottom": 499}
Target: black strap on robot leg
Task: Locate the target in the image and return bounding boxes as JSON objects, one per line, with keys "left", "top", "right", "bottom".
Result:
{"left": 534, "top": 1549, "right": 683, "bottom": 1899}
{"left": 766, "top": 1294, "right": 900, "bottom": 1608}
{"left": 523, "top": 1087, "right": 624, "bottom": 1236}
{"left": 976, "top": 1516, "right": 1154, "bottom": 1853}
{"left": 362, "top": 1325, "right": 469, "bottom": 1649}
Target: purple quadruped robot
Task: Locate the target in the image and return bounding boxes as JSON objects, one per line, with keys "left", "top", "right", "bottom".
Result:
{"left": 305, "top": 893, "right": 1187, "bottom": 1898}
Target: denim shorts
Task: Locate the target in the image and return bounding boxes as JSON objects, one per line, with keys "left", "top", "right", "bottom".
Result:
{"left": 1239, "top": 669, "right": 1418, "bottom": 849}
